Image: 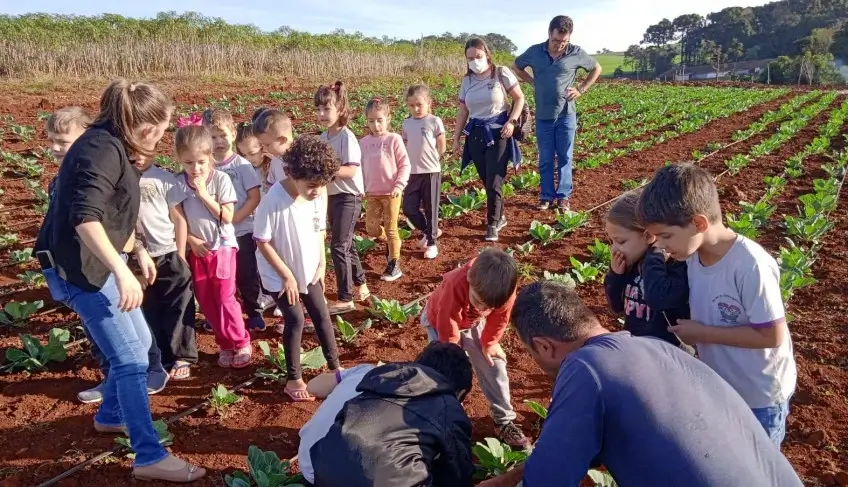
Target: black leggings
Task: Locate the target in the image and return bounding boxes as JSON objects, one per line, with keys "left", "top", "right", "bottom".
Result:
{"left": 275, "top": 281, "right": 340, "bottom": 380}
{"left": 466, "top": 127, "right": 509, "bottom": 226}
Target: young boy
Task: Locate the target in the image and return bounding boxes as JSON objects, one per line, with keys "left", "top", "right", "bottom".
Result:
{"left": 202, "top": 108, "right": 270, "bottom": 331}
{"left": 304, "top": 342, "right": 475, "bottom": 487}
{"left": 46, "top": 107, "right": 90, "bottom": 197}
{"left": 251, "top": 133, "right": 341, "bottom": 402}
{"left": 637, "top": 162, "right": 796, "bottom": 446}
{"left": 420, "top": 247, "right": 531, "bottom": 450}
{"left": 135, "top": 153, "right": 198, "bottom": 380}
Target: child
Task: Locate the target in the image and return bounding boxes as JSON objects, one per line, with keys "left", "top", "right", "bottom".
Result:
{"left": 135, "top": 153, "right": 199, "bottom": 380}
{"left": 174, "top": 125, "right": 252, "bottom": 368}
{"left": 402, "top": 84, "right": 446, "bottom": 260}
{"left": 603, "top": 189, "right": 693, "bottom": 350}
{"left": 419, "top": 247, "right": 531, "bottom": 450}
{"left": 359, "top": 98, "right": 410, "bottom": 281}
{"left": 236, "top": 122, "right": 272, "bottom": 197}
{"left": 252, "top": 135, "right": 341, "bottom": 402}
{"left": 46, "top": 106, "right": 91, "bottom": 198}
{"left": 315, "top": 81, "right": 370, "bottom": 314}
{"left": 637, "top": 162, "right": 797, "bottom": 446}
{"left": 202, "top": 108, "right": 268, "bottom": 331}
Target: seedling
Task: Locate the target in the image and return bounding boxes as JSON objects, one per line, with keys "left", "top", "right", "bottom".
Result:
{"left": 517, "top": 262, "right": 535, "bottom": 282}
{"left": 0, "top": 300, "right": 45, "bottom": 326}
{"left": 115, "top": 420, "right": 173, "bottom": 459}
{"left": 502, "top": 182, "right": 515, "bottom": 198}
{"left": 529, "top": 221, "right": 565, "bottom": 246}
{"left": 554, "top": 210, "right": 590, "bottom": 233}
{"left": 542, "top": 271, "right": 577, "bottom": 289}
{"left": 225, "top": 445, "right": 305, "bottom": 487}
{"left": 523, "top": 400, "right": 548, "bottom": 419}
{"left": 398, "top": 227, "right": 411, "bottom": 240}
{"left": 726, "top": 213, "right": 759, "bottom": 240}
{"left": 784, "top": 214, "right": 832, "bottom": 244}
{"left": 739, "top": 200, "right": 775, "bottom": 227}
{"left": 440, "top": 204, "right": 465, "bottom": 220}
{"left": 336, "top": 315, "right": 372, "bottom": 344}
{"left": 209, "top": 384, "right": 241, "bottom": 417}
{"left": 353, "top": 235, "right": 377, "bottom": 254}
{"left": 724, "top": 154, "right": 750, "bottom": 175}
{"left": 37, "top": 110, "right": 51, "bottom": 121}
{"left": 17, "top": 271, "right": 46, "bottom": 288}
{"left": 588, "top": 469, "right": 619, "bottom": 487}
{"left": 447, "top": 188, "right": 486, "bottom": 214}
{"left": 511, "top": 171, "right": 541, "bottom": 190}
{"left": 514, "top": 242, "right": 535, "bottom": 257}
{"left": 0, "top": 233, "right": 19, "bottom": 249}
{"left": 570, "top": 257, "right": 601, "bottom": 284}
{"left": 2, "top": 328, "right": 70, "bottom": 374}
{"left": 255, "top": 341, "right": 327, "bottom": 382}
{"left": 620, "top": 178, "right": 648, "bottom": 191}
{"left": 9, "top": 248, "right": 33, "bottom": 265}
{"left": 778, "top": 243, "right": 817, "bottom": 302}
{"left": 369, "top": 296, "right": 422, "bottom": 326}
{"left": 10, "top": 124, "right": 35, "bottom": 142}
{"left": 473, "top": 438, "right": 528, "bottom": 479}
{"left": 587, "top": 239, "right": 611, "bottom": 270}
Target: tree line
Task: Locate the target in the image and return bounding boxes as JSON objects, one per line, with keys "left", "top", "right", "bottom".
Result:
{"left": 622, "top": 0, "right": 848, "bottom": 84}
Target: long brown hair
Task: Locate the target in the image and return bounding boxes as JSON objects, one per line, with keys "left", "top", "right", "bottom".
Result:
{"left": 464, "top": 38, "right": 495, "bottom": 78}
{"left": 92, "top": 78, "right": 173, "bottom": 157}
{"left": 314, "top": 81, "right": 350, "bottom": 127}
{"left": 606, "top": 189, "right": 644, "bottom": 232}
{"left": 235, "top": 122, "right": 271, "bottom": 184}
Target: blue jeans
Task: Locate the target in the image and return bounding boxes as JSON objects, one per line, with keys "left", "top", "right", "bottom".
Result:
{"left": 536, "top": 112, "right": 577, "bottom": 201}
{"left": 751, "top": 400, "right": 790, "bottom": 447}
{"left": 44, "top": 268, "right": 168, "bottom": 467}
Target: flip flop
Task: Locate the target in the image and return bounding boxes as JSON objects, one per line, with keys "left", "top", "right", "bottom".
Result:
{"left": 169, "top": 362, "right": 192, "bottom": 381}
{"left": 284, "top": 386, "right": 315, "bottom": 402}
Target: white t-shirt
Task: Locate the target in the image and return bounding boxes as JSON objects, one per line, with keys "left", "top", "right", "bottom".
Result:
{"left": 268, "top": 156, "right": 287, "bottom": 185}
{"left": 459, "top": 66, "right": 519, "bottom": 125}
{"left": 177, "top": 170, "right": 239, "bottom": 251}
{"left": 298, "top": 364, "right": 375, "bottom": 483}
{"left": 215, "top": 154, "right": 261, "bottom": 237}
{"left": 687, "top": 235, "right": 797, "bottom": 408}
{"left": 321, "top": 127, "right": 365, "bottom": 196}
{"left": 253, "top": 182, "right": 327, "bottom": 294}
{"left": 402, "top": 115, "right": 445, "bottom": 174}
{"left": 137, "top": 165, "right": 186, "bottom": 258}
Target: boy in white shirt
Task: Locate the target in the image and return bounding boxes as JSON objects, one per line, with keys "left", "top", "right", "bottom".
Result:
{"left": 637, "top": 162, "right": 796, "bottom": 446}
{"left": 252, "top": 133, "right": 342, "bottom": 402}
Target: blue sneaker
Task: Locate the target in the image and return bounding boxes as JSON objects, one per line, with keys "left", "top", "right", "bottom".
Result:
{"left": 146, "top": 369, "right": 170, "bottom": 395}
{"left": 246, "top": 315, "right": 267, "bottom": 332}
{"left": 77, "top": 382, "right": 105, "bottom": 404}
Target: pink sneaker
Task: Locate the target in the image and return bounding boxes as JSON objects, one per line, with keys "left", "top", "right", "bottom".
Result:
{"left": 217, "top": 350, "right": 234, "bottom": 368}
{"left": 232, "top": 345, "right": 253, "bottom": 369}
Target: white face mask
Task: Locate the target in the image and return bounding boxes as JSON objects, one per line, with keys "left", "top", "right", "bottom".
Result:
{"left": 468, "top": 58, "right": 488, "bottom": 74}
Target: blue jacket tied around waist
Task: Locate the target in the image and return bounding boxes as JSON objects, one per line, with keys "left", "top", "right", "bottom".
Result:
{"left": 460, "top": 111, "right": 522, "bottom": 173}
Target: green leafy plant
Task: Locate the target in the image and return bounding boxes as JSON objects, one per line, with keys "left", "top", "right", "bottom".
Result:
{"left": 209, "top": 384, "right": 241, "bottom": 416}
{"left": 447, "top": 188, "right": 486, "bottom": 214}
{"left": 529, "top": 221, "right": 565, "bottom": 246}
{"left": 570, "top": 257, "right": 602, "bottom": 284}
{"left": 784, "top": 213, "right": 832, "bottom": 244}
{"left": 225, "top": 445, "right": 305, "bottom": 487}
{"left": 587, "top": 239, "right": 611, "bottom": 271}
{"left": 778, "top": 243, "right": 817, "bottom": 302}
{"left": 397, "top": 227, "right": 411, "bottom": 240}
{"left": 353, "top": 235, "right": 377, "bottom": 254}
{"left": 588, "top": 469, "right": 619, "bottom": 487}
{"left": 620, "top": 178, "right": 648, "bottom": 191}
{"left": 18, "top": 271, "right": 46, "bottom": 288}
{"left": 335, "top": 316, "right": 372, "bottom": 344}
{"left": 511, "top": 171, "right": 541, "bottom": 190}
{"left": 726, "top": 213, "right": 759, "bottom": 240}
{"left": 514, "top": 242, "right": 535, "bottom": 257}
{"left": 473, "top": 438, "right": 528, "bottom": 479}
{"left": 517, "top": 262, "right": 535, "bottom": 282}
{"left": 440, "top": 204, "right": 465, "bottom": 220}
{"left": 2, "top": 328, "right": 70, "bottom": 374}
{"left": 255, "top": 342, "right": 327, "bottom": 382}
{"left": 724, "top": 154, "right": 750, "bottom": 175}
{"left": 524, "top": 400, "right": 548, "bottom": 419}
{"left": 115, "top": 420, "right": 173, "bottom": 459}
{"left": 369, "top": 297, "right": 422, "bottom": 325}
{"left": 10, "top": 124, "right": 35, "bottom": 142}
{"left": 554, "top": 210, "right": 590, "bottom": 233}
{"left": 502, "top": 182, "right": 515, "bottom": 198}
{"left": 0, "top": 233, "right": 19, "bottom": 249}
{"left": 542, "top": 270, "right": 576, "bottom": 289}
{"left": 739, "top": 200, "right": 775, "bottom": 227}
{"left": 9, "top": 248, "right": 33, "bottom": 265}
{"left": 0, "top": 300, "right": 44, "bottom": 326}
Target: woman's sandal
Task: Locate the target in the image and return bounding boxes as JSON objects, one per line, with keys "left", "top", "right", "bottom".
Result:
{"left": 284, "top": 386, "right": 315, "bottom": 402}
{"left": 169, "top": 362, "right": 192, "bottom": 381}
{"left": 231, "top": 346, "right": 252, "bottom": 369}
{"left": 132, "top": 456, "right": 206, "bottom": 483}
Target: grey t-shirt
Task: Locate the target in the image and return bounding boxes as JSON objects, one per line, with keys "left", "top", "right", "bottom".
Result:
{"left": 459, "top": 67, "right": 519, "bottom": 125}
{"left": 176, "top": 170, "right": 239, "bottom": 251}
{"left": 321, "top": 127, "right": 364, "bottom": 196}
{"left": 215, "top": 154, "right": 261, "bottom": 237}
{"left": 402, "top": 115, "right": 445, "bottom": 174}
{"left": 137, "top": 165, "right": 186, "bottom": 258}
{"left": 514, "top": 42, "right": 598, "bottom": 120}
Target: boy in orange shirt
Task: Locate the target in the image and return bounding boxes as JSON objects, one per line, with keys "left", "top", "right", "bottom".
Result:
{"left": 420, "top": 247, "right": 531, "bottom": 450}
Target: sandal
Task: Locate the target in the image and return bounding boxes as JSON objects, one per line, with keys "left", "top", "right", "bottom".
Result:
{"left": 231, "top": 346, "right": 252, "bottom": 369}
{"left": 217, "top": 350, "right": 234, "bottom": 368}
{"left": 327, "top": 301, "right": 355, "bottom": 315}
{"left": 284, "top": 386, "right": 315, "bottom": 402}
{"left": 169, "top": 362, "right": 192, "bottom": 381}
{"left": 132, "top": 455, "right": 206, "bottom": 483}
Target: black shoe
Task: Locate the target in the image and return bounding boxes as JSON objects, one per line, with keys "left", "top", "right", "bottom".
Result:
{"left": 495, "top": 216, "right": 508, "bottom": 231}
{"left": 380, "top": 260, "right": 403, "bottom": 282}
{"left": 485, "top": 225, "right": 499, "bottom": 242}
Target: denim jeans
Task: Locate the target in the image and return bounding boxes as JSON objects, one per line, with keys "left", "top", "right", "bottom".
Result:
{"left": 536, "top": 112, "right": 577, "bottom": 201}
{"left": 44, "top": 268, "right": 169, "bottom": 467}
{"left": 751, "top": 400, "right": 790, "bottom": 447}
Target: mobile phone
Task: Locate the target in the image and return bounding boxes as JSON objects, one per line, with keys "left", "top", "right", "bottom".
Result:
{"left": 35, "top": 250, "right": 56, "bottom": 270}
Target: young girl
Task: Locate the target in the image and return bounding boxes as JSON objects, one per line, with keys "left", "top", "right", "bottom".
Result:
{"left": 174, "top": 125, "right": 252, "bottom": 368}
{"left": 360, "top": 98, "right": 410, "bottom": 281}
{"left": 402, "top": 84, "right": 446, "bottom": 260}
{"left": 603, "top": 189, "right": 692, "bottom": 350}
{"left": 253, "top": 135, "right": 342, "bottom": 402}
{"left": 315, "top": 81, "right": 370, "bottom": 314}
{"left": 236, "top": 122, "right": 272, "bottom": 197}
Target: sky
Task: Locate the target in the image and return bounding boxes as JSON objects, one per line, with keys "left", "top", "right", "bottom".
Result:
{"left": 2, "top": 0, "right": 775, "bottom": 54}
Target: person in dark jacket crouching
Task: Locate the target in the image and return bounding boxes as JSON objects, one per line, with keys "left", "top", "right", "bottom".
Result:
{"left": 306, "top": 341, "right": 475, "bottom": 487}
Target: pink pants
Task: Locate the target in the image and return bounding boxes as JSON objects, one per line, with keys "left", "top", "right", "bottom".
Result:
{"left": 189, "top": 248, "right": 250, "bottom": 351}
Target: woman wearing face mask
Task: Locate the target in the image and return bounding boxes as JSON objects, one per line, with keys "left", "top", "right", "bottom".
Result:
{"left": 452, "top": 37, "right": 525, "bottom": 242}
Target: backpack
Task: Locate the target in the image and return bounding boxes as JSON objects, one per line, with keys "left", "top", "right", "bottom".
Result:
{"left": 497, "top": 66, "right": 532, "bottom": 143}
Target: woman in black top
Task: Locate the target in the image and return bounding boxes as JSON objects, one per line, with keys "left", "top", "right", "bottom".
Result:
{"left": 35, "top": 79, "right": 205, "bottom": 483}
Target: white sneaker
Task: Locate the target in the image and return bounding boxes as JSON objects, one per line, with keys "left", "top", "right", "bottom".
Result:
{"left": 417, "top": 236, "right": 428, "bottom": 249}
{"left": 273, "top": 307, "right": 283, "bottom": 317}
{"left": 424, "top": 245, "right": 439, "bottom": 259}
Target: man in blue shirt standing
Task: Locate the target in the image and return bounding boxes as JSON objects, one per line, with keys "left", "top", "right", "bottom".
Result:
{"left": 513, "top": 16, "right": 602, "bottom": 211}
{"left": 478, "top": 280, "right": 803, "bottom": 487}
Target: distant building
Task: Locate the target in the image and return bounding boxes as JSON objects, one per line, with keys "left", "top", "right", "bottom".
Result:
{"left": 659, "top": 59, "right": 777, "bottom": 81}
